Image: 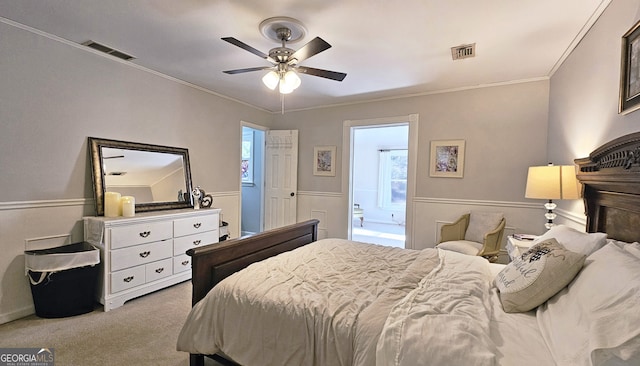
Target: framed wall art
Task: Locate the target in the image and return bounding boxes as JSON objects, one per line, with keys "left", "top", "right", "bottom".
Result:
{"left": 429, "top": 140, "right": 465, "bottom": 178}
{"left": 619, "top": 19, "right": 640, "bottom": 114}
{"left": 313, "top": 146, "right": 336, "bottom": 176}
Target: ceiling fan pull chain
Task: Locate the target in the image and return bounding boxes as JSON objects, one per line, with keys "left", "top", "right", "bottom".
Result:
{"left": 281, "top": 93, "right": 285, "bottom": 114}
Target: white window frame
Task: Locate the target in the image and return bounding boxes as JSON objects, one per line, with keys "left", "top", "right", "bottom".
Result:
{"left": 241, "top": 130, "right": 254, "bottom": 185}
{"left": 377, "top": 148, "right": 408, "bottom": 209}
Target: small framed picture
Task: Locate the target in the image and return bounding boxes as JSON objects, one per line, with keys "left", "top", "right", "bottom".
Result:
{"left": 429, "top": 140, "right": 465, "bottom": 178}
{"left": 313, "top": 146, "right": 337, "bottom": 176}
{"left": 619, "top": 19, "right": 640, "bottom": 114}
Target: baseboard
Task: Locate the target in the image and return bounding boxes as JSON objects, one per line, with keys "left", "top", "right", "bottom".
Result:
{"left": 0, "top": 305, "right": 34, "bottom": 325}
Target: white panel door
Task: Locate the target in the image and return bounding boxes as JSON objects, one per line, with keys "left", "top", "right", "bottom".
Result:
{"left": 264, "top": 130, "right": 298, "bottom": 230}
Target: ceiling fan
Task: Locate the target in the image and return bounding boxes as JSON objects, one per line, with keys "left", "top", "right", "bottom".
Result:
{"left": 222, "top": 17, "right": 347, "bottom": 94}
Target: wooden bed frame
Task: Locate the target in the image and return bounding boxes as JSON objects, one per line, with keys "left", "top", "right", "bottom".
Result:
{"left": 185, "top": 132, "right": 640, "bottom": 366}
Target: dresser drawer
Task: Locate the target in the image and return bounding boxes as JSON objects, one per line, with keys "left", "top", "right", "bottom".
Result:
{"left": 145, "top": 258, "right": 173, "bottom": 283}
{"left": 173, "top": 230, "right": 218, "bottom": 256}
{"left": 111, "top": 240, "right": 173, "bottom": 271}
{"left": 174, "top": 213, "right": 218, "bottom": 237}
{"left": 109, "top": 221, "right": 173, "bottom": 249}
{"left": 111, "top": 266, "right": 145, "bottom": 293}
{"left": 173, "top": 254, "right": 191, "bottom": 274}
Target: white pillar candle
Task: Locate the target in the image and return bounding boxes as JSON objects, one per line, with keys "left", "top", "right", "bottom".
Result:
{"left": 121, "top": 196, "right": 135, "bottom": 217}
{"left": 104, "top": 192, "right": 121, "bottom": 217}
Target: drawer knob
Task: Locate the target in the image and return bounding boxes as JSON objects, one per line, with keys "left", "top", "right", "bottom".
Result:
{"left": 155, "top": 268, "right": 164, "bottom": 274}
{"left": 193, "top": 240, "right": 201, "bottom": 246}
{"left": 181, "top": 260, "right": 189, "bottom": 266}
{"left": 139, "top": 251, "right": 151, "bottom": 258}
{"left": 123, "top": 276, "right": 134, "bottom": 283}
{"left": 139, "top": 231, "right": 151, "bottom": 238}
{"left": 193, "top": 223, "right": 202, "bottom": 229}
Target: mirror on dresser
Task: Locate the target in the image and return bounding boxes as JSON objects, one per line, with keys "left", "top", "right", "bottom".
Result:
{"left": 88, "top": 137, "right": 193, "bottom": 216}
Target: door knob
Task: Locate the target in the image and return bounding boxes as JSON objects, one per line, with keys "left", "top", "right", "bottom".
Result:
{"left": 290, "top": 192, "right": 295, "bottom": 197}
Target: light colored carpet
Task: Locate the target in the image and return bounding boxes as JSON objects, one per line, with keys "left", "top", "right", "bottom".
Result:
{"left": 0, "top": 281, "right": 221, "bottom": 366}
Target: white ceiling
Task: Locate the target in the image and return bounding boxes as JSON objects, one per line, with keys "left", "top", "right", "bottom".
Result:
{"left": 0, "top": 0, "right": 610, "bottom": 113}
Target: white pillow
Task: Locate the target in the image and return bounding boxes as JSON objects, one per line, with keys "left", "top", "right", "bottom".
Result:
{"left": 436, "top": 240, "right": 482, "bottom": 256}
{"left": 494, "top": 238, "right": 585, "bottom": 313}
{"left": 533, "top": 225, "right": 607, "bottom": 257}
{"left": 607, "top": 239, "right": 640, "bottom": 259}
{"left": 537, "top": 243, "right": 640, "bottom": 365}
{"left": 465, "top": 211, "right": 503, "bottom": 243}
{"left": 623, "top": 242, "right": 640, "bottom": 259}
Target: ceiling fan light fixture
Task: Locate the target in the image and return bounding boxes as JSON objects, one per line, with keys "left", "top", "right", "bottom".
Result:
{"left": 224, "top": 16, "right": 345, "bottom": 99}
{"left": 262, "top": 71, "right": 279, "bottom": 90}
{"left": 279, "top": 80, "right": 295, "bottom": 94}
{"left": 278, "top": 70, "right": 301, "bottom": 94}
{"left": 283, "top": 70, "right": 301, "bottom": 90}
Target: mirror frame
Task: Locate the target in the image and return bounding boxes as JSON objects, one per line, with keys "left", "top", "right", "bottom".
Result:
{"left": 88, "top": 137, "right": 193, "bottom": 216}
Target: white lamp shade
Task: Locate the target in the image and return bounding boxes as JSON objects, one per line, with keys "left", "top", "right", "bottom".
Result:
{"left": 560, "top": 165, "right": 581, "bottom": 199}
{"left": 525, "top": 165, "right": 580, "bottom": 200}
{"left": 283, "top": 70, "right": 301, "bottom": 90}
{"left": 279, "top": 80, "right": 295, "bottom": 94}
{"left": 262, "top": 71, "right": 279, "bottom": 90}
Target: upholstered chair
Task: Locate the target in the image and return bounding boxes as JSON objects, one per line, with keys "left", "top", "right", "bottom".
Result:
{"left": 436, "top": 212, "right": 506, "bottom": 262}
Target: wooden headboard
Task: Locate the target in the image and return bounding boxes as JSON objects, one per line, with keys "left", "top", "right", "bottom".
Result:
{"left": 575, "top": 131, "right": 640, "bottom": 243}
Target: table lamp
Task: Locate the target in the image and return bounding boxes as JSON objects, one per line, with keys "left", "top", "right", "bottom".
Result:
{"left": 525, "top": 164, "right": 580, "bottom": 229}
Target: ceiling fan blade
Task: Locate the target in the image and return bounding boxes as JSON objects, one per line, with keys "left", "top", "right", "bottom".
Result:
{"left": 289, "top": 37, "right": 332, "bottom": 64}
{"left": 223, "top": 66, "right": 271, "bottom": 74}
{"left": 221, "top": 37, "right": 275, "bottom": 63}
{"left": 296, "top": 66, "right": 347, "bottom": 81}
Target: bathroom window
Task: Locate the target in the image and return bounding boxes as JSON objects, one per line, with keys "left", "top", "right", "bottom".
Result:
{"left": 378, "top": 149, "right": 407, "bottom": 208}
{"left": 241, "top": 130, "right": 254, "bottom": 184}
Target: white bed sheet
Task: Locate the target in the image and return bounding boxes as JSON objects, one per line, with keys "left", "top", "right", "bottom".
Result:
{"left": 489, "top": 287, "right": 555, "bottom": 366}
{"left": 486, "top": 262, "right": 556, "bottom": 365}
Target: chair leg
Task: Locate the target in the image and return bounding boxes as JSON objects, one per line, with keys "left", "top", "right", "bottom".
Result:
{"left": 482, "top": 254, "right": 499, "bottom": 263}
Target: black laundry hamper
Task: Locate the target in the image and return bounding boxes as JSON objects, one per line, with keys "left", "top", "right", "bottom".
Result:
{"left": 25, "top": 242, "right": 100, "bottom": 318}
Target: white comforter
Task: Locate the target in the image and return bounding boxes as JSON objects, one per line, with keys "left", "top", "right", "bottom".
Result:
{"left": 177, "top": 238, "right": 549, "bottom": 366}
{"left": 375, "top": 248, "right": 496, "bottom": 366}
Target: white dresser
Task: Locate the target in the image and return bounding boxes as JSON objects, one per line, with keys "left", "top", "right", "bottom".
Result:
{"left": 84, "top": 208, "right": 221, "bottom": 311}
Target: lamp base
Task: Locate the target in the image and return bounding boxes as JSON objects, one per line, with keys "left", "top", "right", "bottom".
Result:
{"left": 544, "top": 199, "right": 556, "bottom": 230}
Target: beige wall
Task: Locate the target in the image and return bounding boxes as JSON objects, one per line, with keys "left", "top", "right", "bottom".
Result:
{"left": 275, "top": 81, "right": 549, "bottom": 201}
{"left": 0, "top": 21, "right": 272, "bottom": 200}
{"left": 548, "top": 0, "right": 640, "bottom": 217}
{"left": 0, "top": 20, "right": 271, "bottom": 323}
{"left": 274, "top": 81, "right": 551, "bottom": 246}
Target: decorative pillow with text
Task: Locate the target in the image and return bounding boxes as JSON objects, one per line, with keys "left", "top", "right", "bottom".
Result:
{"left": 495, "top": 238, "right": 586, "bottom": 313}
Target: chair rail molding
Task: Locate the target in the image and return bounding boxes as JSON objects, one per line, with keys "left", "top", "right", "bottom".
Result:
{"left": 0, "top": 198, "right": 92, "bottom": 211}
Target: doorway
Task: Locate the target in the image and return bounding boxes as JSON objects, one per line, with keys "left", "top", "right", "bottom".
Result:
{"left": 240, "top": 124, "right": 265, "bottom": 236}
{"left": 350, "top": 123, "right": 409, "bottom": 248}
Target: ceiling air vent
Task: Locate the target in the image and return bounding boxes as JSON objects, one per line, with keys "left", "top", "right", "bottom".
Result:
{"left": 451, "top": 43, "right": 475, "bottom": 60}
{"left": 81, "top": 41, "right": 135, "bottom": 61}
